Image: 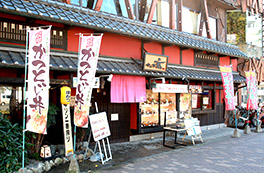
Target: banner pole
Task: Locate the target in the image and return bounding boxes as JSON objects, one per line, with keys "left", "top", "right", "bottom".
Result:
{"left": 244, "top": 71, "right": 252, "bottom": 134}
{"left": 73, "top": 33, "right": 83, "bottom": 156}
{"left": 235, "top": 108, "right": 237, "bottom": 129}
{"left": 22, "top": 28, "right": 29, "bottom": 169}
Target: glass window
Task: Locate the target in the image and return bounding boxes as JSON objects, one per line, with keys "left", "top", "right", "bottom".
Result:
{"left": 182, "top": 7, "right": 217, "bottom": 39}
{"left": 99, "top": 0, "right": 117, "bottom": 14}
{"left": 199, "top": 14, "right": 217, "bottom": 39}
{"left": 191, "top": 88, "right": 214, "bottom": 111}
{"left": 71, "top": 0, "right": 87, "bottom": 7}
{"left": 0, "top": 86, "right": 23, "bottom": 125}
{"left": 140, "top": 90, "right": 159, "bottom": 127}
{"left": 160, "top": 93, "right": 176, "bottom": 126}
{"left": 139, "top": 90, "right": 177, "bottom": 128}
{"left": 182, "top": 7, "right": 199, "bottom": 34}
{"left": 156, "top": 0, "right": 170, "bottom": 27}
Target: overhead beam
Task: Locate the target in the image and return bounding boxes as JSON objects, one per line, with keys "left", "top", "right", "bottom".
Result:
{"left": 124, "top": 0, "right": 135, "bottom": 20}
{"left": 87, "top": 0, "right": 95, "bottom": 9}
{"left": 169, "top": 0, "right": 176, "bottom": 29}
{"left": 202, "top": 0, "right": 212, "bottom": 39}
{"left": 94, "top": 0, "right": 103, "bottom": 11}
{"left": 63, "top": 0, "right": 71, "bottom": 4}
{"left": 139, "top": 0, "right": 147, "bottom": 22}
{"left": 177, "top": 0, "right": 183, "bottom": 31}
{"left": 146, "top": 0, "right": 158, "bottom": 24}
{"left": 114, "top": 0, "right": 122, "bottom": 16}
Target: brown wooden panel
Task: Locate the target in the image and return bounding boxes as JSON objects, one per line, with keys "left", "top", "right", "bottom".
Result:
{"left": 91, "top": 82, "right": 130, "bottom": 143}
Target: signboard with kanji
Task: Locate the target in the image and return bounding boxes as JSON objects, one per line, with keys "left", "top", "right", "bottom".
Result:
{"left": 26, "top": 27, "right": 51, "bottom": 134}
{"left": 89, "top": 112, "right": 111, "bottom": 142}
{"left": 143, "top": 53, "right": 168, "bottom": 72}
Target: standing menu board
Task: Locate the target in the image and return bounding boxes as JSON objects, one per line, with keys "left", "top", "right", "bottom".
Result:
{"left": 89, "top": 112, "right": 111, "bottom": 142}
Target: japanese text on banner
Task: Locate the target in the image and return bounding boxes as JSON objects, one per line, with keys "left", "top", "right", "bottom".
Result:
{"left": 220, "top": 66, "right": 235, "bottom": 111}
{"left": 245, "top": 71, "right": 258, "bottom": 110}
{"left": 74, "top": 35, "right": 103, "bottom": 128}
{"left": 26, "top": 28, "right": 51, "bottom": 134}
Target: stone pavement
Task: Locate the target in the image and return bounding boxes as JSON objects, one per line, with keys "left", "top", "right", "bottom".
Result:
{"left": 99, "top": 129, "right": 264, "bottom": 173}
{"left": 49, "top": 126, "right": 263, "bottom": 172}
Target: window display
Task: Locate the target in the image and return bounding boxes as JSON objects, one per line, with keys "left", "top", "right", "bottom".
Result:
{"left": 160, "top": 93, "right": 177, "bottom": 126}
{"left": 139, "top": 90, "right": 177, "bottom": 128}
{"left": 179, "top": 93, "right": 192, "bottom": 119}
{"left": 140, "top": 90, "right": 159, "bottom": 127}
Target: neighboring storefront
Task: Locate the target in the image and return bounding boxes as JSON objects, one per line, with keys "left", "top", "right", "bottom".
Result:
{"left": 0, "top": 0, "right": 247, "bottom": 143}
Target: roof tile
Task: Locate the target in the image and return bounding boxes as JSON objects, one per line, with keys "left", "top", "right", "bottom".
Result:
{"left": 0, "top": 0, "right": 248, "bottom": 58}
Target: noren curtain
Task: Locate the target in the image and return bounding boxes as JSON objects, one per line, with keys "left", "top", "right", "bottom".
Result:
{"left": 110, "top": 75, "right": 146, "bottom": 103}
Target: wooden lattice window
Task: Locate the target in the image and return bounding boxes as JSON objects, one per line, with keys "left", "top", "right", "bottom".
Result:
{"left": 195, "top": 52, "right": 219, "bottom": 67}
{"left": 0, "top": 21, "right": 66, "bottom": 49}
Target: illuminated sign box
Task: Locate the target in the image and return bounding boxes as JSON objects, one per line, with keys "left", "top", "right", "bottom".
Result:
{"left": 143, "top": 53, "right": 168, "bottom": 72}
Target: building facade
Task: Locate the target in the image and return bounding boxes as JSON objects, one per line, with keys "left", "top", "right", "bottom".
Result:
{"left": 0, "top": 0, "right": 251, "bottom": 143}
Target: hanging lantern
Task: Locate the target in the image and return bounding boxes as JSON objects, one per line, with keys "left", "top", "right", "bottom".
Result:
{"left": 151, "top": 80, "right": 157, "bottom": 89}
{"left": 61, "top": 86, "right": 71, "bottom": 105}
{"left": 40, "top": 145, "right": 52, "bottom": 160}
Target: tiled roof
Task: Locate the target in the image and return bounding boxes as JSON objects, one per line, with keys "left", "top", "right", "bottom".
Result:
{"left": 0, "top": 46, "right": 245, "bottom": 83}
{"left": 0, "top": 0, "right": 248, "bottom": 59}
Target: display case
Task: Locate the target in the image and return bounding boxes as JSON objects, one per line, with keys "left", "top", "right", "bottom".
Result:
{"left": 139, "top": 90, "right": 177, "bottom": 133}
{"left": 140, "top": 90, "right": 159, "bottom": 129}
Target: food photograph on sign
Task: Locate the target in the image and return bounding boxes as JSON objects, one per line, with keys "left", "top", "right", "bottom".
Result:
{"left": 179, "top": 93, "right": 192, "bottom": 119}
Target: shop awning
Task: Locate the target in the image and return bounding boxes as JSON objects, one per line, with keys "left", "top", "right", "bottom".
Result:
{"left": 0, "top": 46, "right": 245, "bottom": 83}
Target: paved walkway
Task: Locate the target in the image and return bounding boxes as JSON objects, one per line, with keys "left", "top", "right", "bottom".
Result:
{"left": 50, "top": 126, "right": 264, "bottom": 172}
{"left": 98, "top": 128, "right": 264, "bottom": 173}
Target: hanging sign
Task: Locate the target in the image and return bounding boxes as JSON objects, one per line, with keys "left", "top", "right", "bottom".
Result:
{"left": 62, "top": 104, "right": 74, "bottom": 156}
{"left": 192, "top": 94, "right": 198, "bottom": 108}
{"left": 143, "top": 53, "right": 168, "bottom": 72}
{"left": 61, "top": 86, "right": 74, "bottom": 156}
{"left": 26, "top": 27, "right": 51, "bottom": 134}
{"left": 220, "top": 65, "right": 235, "bottom": 111}
{"left": 74, "top": 34, "right": 103, "bottom": 128}
{"left": 189, "top": 85, "right": 202, "bottom": 93}
{"left": 152, "top": 84, "right": 188, "bottom": 93}
{"left": 89, "top": 112, "right": 111, "bottom": 142}
{"left": 245, "top": 71, "right": 258, "bottom": 110}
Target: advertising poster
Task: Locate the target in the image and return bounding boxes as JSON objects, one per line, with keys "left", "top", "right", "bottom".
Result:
{"left": 74, "top": 34, "right": 103, "bottom": 128}
{"left": 26, "top": 27, "right": 51, "bottom": 134}
{"left": 219, "top": 65, "right": 235, "bottom": 110}
{"left": 89, "top": 112, "right": 111, "bottom": 141}
{"left": 245, "top": 71, "right": 258, "bottom": 110}
{"left": 180, "top": 93, "right": 192, "bottom": 119}
{"left": 192, "top": 94, "right": 198, "bottom": 108}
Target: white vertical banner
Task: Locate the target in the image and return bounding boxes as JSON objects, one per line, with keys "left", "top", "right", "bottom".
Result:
{"left": 74, "top": 34, "right": 103, "bottom": 128}
{"left": 26, "top": 27, "right": 51, "bottom": 134}
{"left": 62, "top": 104, "right": 74, "bottom": 156}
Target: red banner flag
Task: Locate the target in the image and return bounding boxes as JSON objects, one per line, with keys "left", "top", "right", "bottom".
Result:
{"left": 26, "top": 27, "right": 51, "bottom": 134}
{"left": 245, "top": 71, "right": 258, "bottom": 110}
{"left": 220, "top": 65, "right": 235, "bottom": 110}
{"left": 74, "top": 34, "right": 103, "bottom": 128}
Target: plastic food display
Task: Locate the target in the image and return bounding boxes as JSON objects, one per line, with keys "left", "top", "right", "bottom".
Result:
{"left": 140, "top": 90, "right": 177, "bottom": 128}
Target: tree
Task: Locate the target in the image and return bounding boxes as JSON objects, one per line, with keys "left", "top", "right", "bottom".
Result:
{"left": 227, "top": 11, "right": 246, "bottom": 45}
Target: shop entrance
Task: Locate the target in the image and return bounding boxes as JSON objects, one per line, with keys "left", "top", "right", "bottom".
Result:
{"left": 91, "top": 81, "right": 130, "bottom": 143}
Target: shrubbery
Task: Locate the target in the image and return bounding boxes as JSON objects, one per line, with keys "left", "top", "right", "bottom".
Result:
{"left": 0, "top": 116, "right": 24, "bottom": 172}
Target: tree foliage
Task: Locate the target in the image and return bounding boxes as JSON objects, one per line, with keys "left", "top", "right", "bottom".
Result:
{"left": 227, "top": 11, "right": 246, "bottom": 44}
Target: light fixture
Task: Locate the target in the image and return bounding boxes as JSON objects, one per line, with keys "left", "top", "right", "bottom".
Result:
{"left": 107, "top": 74, "right": 113, "bottom": 82}
{"left": 98, "top": 74, "right": 114, "bottom": 89}
{"left": 149, "top": 77, "right": 165, "bottom": 89}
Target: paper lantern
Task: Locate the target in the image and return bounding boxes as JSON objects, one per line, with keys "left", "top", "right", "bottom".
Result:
{"left": 61, "top": 86, "right": 71, "bottom": 105}
{"left": 40, "top": 145, "right": 52, "bottom": 160}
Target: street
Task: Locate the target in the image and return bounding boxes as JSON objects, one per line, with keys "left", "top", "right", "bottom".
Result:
{"left": 99, "top": 131, "right": 264, "bottom": 173}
